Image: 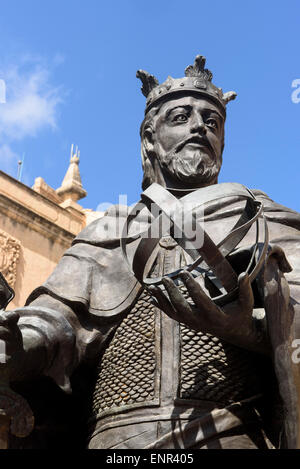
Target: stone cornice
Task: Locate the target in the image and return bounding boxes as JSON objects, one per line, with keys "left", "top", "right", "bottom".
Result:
{"left": 0, "top": 195, "right": 75, "bottom": 247}
{"left": 0, "top": 171, "right": 85, "bottom": 246}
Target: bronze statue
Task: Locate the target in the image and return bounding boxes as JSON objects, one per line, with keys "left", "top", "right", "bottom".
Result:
{"left": 1, "top": 55, "right": 300, "bottom": 449}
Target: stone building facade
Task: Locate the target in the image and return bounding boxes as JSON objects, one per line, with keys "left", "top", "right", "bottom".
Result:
{"left": 0, "top": 150, "right": 102, "bottom": 309}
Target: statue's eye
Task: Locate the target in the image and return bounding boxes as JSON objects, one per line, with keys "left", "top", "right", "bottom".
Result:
{"left": 173, "top": 113, "right": 188, "bottom": 122}
{"left": 206, "top": 118, "right": 218, "bottom": 129}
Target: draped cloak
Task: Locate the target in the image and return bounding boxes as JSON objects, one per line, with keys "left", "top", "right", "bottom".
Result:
{"left": 13, "top": 187, "right": 300, "bottom": 449}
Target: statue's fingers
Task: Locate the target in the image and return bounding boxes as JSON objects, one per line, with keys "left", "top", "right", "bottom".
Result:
{"left": 180, "top": 271, "right": 217, "bottom": 311}
{"left": 148, "top": 286, "right": 181, "bottom": 322}
{"left": 162, "top": 277, "right": 193, "bottom": 317}
{"left": 0, "top": 310, "right": 19, "bottom": 327}
{"left": 4, "top": 311, "right": 19, "bottom": 325}
{"left": 238, "top": 272, "right": 254, "bottom": 311}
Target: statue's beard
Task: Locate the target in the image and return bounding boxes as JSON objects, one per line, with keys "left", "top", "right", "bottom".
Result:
{"left": 155, "top": 142, "right": 222, "bottom": 187}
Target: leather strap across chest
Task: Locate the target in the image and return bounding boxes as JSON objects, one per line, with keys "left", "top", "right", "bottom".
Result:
{"left": 121, "top": 182, "right": 269, "bottom": 305}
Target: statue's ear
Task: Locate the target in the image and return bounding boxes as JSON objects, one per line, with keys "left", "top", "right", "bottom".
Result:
{"left": 142, "top": 127, "right": 155, "bottom": 157}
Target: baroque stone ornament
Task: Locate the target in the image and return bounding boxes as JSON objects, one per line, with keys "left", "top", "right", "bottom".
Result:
{"left": 0, "top": 230, "right": 20, "bottom": 289}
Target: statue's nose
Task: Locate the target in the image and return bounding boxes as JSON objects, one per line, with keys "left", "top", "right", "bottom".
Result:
{"left": 190, "top": 115, "right": 207, "bottom": 135}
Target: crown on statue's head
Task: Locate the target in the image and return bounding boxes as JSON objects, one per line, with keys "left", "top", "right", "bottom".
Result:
{"left": 137, "top": 55, "right": 237, "bottom": 116}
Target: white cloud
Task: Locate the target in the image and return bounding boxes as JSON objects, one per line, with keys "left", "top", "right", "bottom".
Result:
{"left": 0, "top": 57, "right": 64, "bottom": 178}
{"left": 0, "top": 63, "right": 62, "bottom": 140}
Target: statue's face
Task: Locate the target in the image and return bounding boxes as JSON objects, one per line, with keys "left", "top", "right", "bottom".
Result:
{"left": 151, "top": 95, "right": 225, "bottom": 188}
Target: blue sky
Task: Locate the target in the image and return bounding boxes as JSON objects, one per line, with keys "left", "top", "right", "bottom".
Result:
{"left": 0, "top": 0, "right": 299, "bottom": 211}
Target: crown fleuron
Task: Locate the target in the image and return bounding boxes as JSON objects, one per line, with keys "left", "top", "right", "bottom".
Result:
{"left": 137, "top": 55, "right": 237, "bottom": 115}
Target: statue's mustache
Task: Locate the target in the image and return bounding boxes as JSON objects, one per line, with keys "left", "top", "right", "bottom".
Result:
{"left": 174, "top": 135, "right": 215, "bottom": 157}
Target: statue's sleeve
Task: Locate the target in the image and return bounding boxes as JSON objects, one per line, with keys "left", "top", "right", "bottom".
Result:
{"left": 12, "top": 241, "right": 125, "bottom": 394}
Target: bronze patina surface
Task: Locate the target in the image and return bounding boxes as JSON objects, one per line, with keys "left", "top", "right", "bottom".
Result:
{"left": 0, "top": 55, "right": 300, "bottom": 449}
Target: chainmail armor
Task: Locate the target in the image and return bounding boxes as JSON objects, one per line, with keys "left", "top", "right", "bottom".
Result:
{"left": 178, "top": 283, "right": 262, "bottom": 404}
{"left": 91, "top": 291, "right": 157, "bottom": 415}
{"left": 179, "top": 325, "right": 262, "bottom": 404}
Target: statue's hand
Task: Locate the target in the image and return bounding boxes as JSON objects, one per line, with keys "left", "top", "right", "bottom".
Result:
{"left": 149, "top": 271, "right": 270, "bottom": 355}
{"left": 0, "top": 310, "right": 24, "bottom": 383}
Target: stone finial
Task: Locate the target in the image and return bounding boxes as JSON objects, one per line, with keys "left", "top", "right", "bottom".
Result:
{"left": 56, "top": 145, "right": 87, "bottom": 202}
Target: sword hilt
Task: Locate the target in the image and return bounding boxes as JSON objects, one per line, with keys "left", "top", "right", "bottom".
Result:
{"left": 0, "top": 271, "right": 34, "bottom": 448}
